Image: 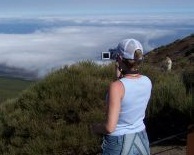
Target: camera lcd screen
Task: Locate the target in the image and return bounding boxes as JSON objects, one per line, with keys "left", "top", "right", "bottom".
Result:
{"left": 102, "top": 52, "right": 110, "bottom": 59}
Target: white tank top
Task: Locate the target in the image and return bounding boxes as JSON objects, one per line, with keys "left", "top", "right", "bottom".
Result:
{"left": 109, "top": 75, "right": 152, "bottom": 136}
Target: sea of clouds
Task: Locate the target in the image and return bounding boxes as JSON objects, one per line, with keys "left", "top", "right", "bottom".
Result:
{"left": 0, "top": 14, "right": 194, "bottom": 78}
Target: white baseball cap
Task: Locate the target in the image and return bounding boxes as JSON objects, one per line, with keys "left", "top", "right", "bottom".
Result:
{"left": 117, "top": 38, "right": 143, "bottom": 60}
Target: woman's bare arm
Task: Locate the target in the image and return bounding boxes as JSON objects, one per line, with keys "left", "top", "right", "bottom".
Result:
{"left": 91, "top": 80, "right": 123, "bottom": 134}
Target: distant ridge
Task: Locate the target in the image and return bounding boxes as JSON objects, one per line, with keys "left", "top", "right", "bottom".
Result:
{"left": 145, "top": 34, "right": 194, "bottom": 70}
{"left": 0, "top": 64, "right": 38, "bottom": 80}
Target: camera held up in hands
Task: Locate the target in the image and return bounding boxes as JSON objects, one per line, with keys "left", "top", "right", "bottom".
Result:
{"left": 101, "top": 48, "right": 119, "bottom": 60}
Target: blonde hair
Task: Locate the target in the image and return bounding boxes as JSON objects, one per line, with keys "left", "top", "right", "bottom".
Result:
{"left": 122, "top": 49, "right": 143, "bottom": 70}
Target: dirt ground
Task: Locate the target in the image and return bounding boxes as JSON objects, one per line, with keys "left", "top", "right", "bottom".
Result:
{"left": 151, "top": 145, "right": 186, "bottom": 155}
{"left": 149, "top": 126, "right": 194, "bottom": 155}
{"left": 150, "top": 135, "right": 187, "bottom": 155}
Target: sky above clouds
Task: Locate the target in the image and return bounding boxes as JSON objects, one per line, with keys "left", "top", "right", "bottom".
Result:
{"left": 0, "top": 0, "right": 194, "bottom": 78}
{"left": 0, "top": 0, "right": 194, "bottom": 16}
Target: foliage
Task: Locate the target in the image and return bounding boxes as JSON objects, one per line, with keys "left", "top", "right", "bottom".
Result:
{"left": 0, "top": 61, "right": 193, "bottom": 154}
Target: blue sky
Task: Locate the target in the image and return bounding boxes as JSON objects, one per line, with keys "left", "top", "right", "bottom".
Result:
{"left": 0, "top": 0, "right": 194, "bottom": 78}
{"left": 0, "top": 0, "right": 194, "bottom": 16}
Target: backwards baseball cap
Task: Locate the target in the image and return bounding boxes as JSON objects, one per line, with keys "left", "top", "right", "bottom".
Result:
{"left": 117, "top": 38, "right": 143, "bottom": 60}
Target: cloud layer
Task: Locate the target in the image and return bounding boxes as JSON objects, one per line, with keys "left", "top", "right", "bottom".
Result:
{"left": 0, "top": 14, "right": 194, "bottom": 78}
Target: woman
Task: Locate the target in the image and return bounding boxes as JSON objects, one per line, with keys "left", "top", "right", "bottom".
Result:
{"left": 92, "top": 39, "right": 152, "bottom": 155}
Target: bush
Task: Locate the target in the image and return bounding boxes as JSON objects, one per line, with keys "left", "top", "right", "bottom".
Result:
{"left": 0, "top": 61, "right": 193, "bottom": 154}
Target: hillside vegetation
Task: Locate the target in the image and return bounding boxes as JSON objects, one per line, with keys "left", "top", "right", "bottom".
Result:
{"left": 145, "top": 34, "right": 194, "bottom": 70}
{"left": 0, "top": 60, "right": 193, "bottom": 155}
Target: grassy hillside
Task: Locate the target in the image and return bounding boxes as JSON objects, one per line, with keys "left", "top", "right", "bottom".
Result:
{"left": 0, "top": 77, "right": 34, "bottom": 103}
{"left": 145, "top": 34, "right": 194, "bottom": 71}
{"left": 0, "top": 61, "right": 193, "bottom": 155}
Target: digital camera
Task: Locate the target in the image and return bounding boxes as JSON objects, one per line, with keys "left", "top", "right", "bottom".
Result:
{"left": 101, "top": 48, "right": 119, "bottom": 60}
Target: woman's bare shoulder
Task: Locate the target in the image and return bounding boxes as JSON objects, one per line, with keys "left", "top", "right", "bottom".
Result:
{"left": 109, "top": 80, "right": 124, "bottom": 92}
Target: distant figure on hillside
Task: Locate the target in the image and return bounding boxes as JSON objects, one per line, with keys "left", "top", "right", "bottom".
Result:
{"left": 165, "top": 56, "right": 172, "bottom": 71}
{"left": 161, "top": 55, "right": 172, "bottom": 71}
{"left": 91, "top": 39, "right": 152, "bottom": 155}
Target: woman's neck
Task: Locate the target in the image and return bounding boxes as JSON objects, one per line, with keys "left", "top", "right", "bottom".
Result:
{"left": 122, "top": 69, "right": 139, "bottom": 75}
{"left": 124, "top": 73, "right": 141, "bottom": 78}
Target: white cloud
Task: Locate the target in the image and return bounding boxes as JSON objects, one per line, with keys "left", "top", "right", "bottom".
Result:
{"left": 0, "top": 15, "right": 193, "bottom": 78}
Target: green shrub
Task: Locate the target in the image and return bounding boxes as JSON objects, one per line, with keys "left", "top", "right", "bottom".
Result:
{"left": 0, "top": 61, "right": 193, "bottom": 154}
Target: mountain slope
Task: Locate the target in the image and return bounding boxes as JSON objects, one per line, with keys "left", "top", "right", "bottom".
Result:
{"left": 145, "top": 34, "right": 194, "bottom": 70}
{"left": 0, "top": 76, "right": 33, "bottom": 103}
{"left": 0, "top": 45, "right": 193, "bottom": 154}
